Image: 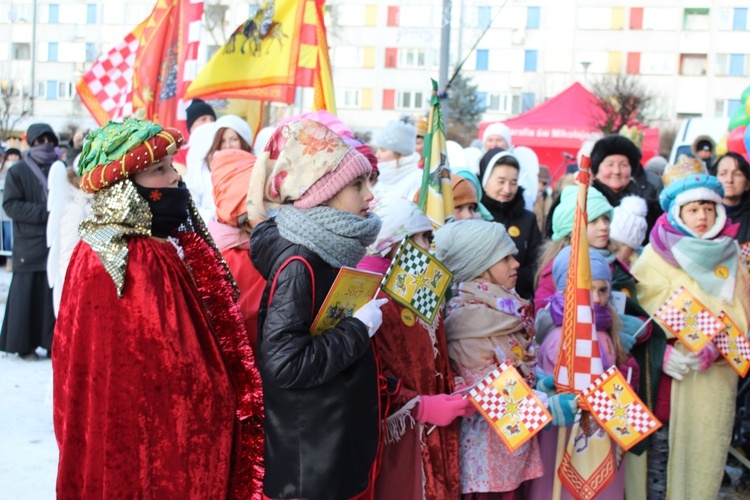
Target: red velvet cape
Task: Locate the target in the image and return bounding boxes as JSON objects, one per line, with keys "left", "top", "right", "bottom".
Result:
{"left": 53, "top": 238, "right": 237, "bottom": 498}
{"left": 374, "top": 296, "right": 461, "bottom": 500}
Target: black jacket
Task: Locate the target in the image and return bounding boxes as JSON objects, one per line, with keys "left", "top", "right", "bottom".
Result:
{"left": 481, "top": 187, "right": 542, "bottom": 302}
{"left": 2, "top": 160, "right": 50, "bottom": 271}
{"left": 727, "top": 190, "right": 750, "bottom": 244}
{"left": 593, "top": 179, "right": 662, "bottom": 243}
{"left": 251, "top": 220, "right": 379, "bottom": 500}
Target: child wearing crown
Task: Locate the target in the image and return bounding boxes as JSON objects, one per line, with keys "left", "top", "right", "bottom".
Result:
{"left": 631, "top": 155, "right": 750, "bottom": 499}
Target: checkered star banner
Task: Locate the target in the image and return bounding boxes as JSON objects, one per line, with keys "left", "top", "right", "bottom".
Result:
{"left": 714, "top": 312, "right": 750, "bottom": 378}
{"left": 468, "top": 362, "right": 552, "bottom": 453}
{"left": 380, "top": 237, "right": 452, "bottom": 324}
{"left": 580, "top": 366, "right": 662, "bottom": 451}
{"left": 654, "top": 286, "right": 724, "bottom": 354}
{"left": 740, "top": 242, "right": 750, "bottom": 271}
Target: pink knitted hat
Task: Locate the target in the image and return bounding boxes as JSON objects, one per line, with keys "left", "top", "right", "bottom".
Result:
{"left": 294, "top": 148, "right": 372, "bottom": 209}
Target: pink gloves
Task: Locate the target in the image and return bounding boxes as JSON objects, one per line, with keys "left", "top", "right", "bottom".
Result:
{"left": 687, "top": 342, "right": 721, "bottom": 371}
{"left": 414, "top": 394, "right": 475, "bottom": 427}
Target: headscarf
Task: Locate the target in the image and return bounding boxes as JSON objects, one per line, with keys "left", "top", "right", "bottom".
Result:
{"left": 551, "top": 184, "right": 614, "bottom": 241}
{"left": 368, "top": 197, "right": 432, "bottom": 256}
{"left": 246, "top": 119, "right": 366, "bottom": 223}
{"left": 213, "top": 114, "right": 253, "bottom": 148}
{"left": 211, "top": 149, "right": 256, "bottom": 226}
{"left": 435, "top": 219, "right": 517, "bottom": 283}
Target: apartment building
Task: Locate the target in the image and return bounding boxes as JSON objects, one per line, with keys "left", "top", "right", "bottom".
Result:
{"left": 1, "top": 1, "right": 749, "bottom": 135}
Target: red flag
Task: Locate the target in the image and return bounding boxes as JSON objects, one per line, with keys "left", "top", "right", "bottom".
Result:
{"left": 76, "top": 0, "right": 203, "bottom": 136}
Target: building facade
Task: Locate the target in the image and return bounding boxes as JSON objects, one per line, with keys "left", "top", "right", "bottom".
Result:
{"left": 1, "top": 0, "right": 749, "bottom": 137}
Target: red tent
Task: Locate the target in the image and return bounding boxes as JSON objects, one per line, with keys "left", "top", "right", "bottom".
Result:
{"left": 478, "top": 83, "right": 659, "bottom": 181}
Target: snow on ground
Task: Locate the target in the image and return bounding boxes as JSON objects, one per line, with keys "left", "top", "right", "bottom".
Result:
{"left": 0, "top": 268, "right": 57, "bottom": 500}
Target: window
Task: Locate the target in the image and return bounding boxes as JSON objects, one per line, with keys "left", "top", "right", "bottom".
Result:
{"left": 577, "top": 8, "right": 614, "bottom": 30}
{"left": 336, "top": 89, "right": 361, "bottom": 109}
{"left": 384, "top": 47, "right": 397, "bottom": 68}
{"left": 683, "top": 8, "right": 709, "bottom": 30}
{"left": 680, "top": 54, "right": 707, "bottom": 76}
{"left": 12, "top": 43, "right": 31, "bottom": 60}
{"left": 478, "top": 6, "right": 492, "bottom": 28}
{"left": 734, "top": 8, "right": 748, "bottom": 30}
{"left": 527, "top": 6, "right": 540, "bottom": 29}
{"left": 576, "top": 51, "right": 609, "bottom": 74}
{"left": 335, "top": 5, "right": 367, "bottom": 26}
{"left": 715, "top": 99, "right": 742, "bottom": 117}
{"left": 86, "top": 43, "right": 97, "bottom": 63}
{"left": 524, "top": 50, "right": 538, "bottom": 72}
{"left": 476, "top": 49, "right": 489, "bottom": 71}
{"left": 46, "top": 80, "right": 57, "bottom": 100}
{"left": 87, "top": 4, "right": 97, "bottom": 24}
{"left": 522, "top": 92, "right": 535, "bottom": 112}
{"left": 395, "top": 90, "right": 425, "bottom": 111}
{"left": 716, "top": 54, "right": 749, "bottom": 77}
{"left": 333, "top": 47, "right": 364, "bottom": 68}
{"left": 485, "top": 93, "right": 522, "bottom": 114}
{"left": 398, "top": 48, "right": 426, "bottom": 69}
{"left": 640, "top": 53, "right": 674, "bottom": 75}
{"left": 644, "top": 97, "right": 671, "bottom": 120}
{"left": 49, "top": 4, "right": 59, "bottom": 23}
{"left": 718, "top": 8, "right": 748, "bottom": 30}
{"left": 58, "top": 82, "right": 74, "bottom": 100}
{"left": 476, "top": 92, "right": 488, "bottom": 110}
{"left": 9, "top": 4, "right": 33, "bottom": 22}
{"left": 48, "top": 42, "right": 58, "bottom": 62}
{"left": 642, "top": 8, "right": 679, "bottom": 30}
{"left": 399, "top": 6, "right": 431, "bottom": 27}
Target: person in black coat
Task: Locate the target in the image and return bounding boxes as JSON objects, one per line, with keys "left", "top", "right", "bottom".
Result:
{"left": 714, "top": 152, "right": 750, "bottom": 244}
{"left": 0, "top": 124, "right": 59, "bottom": 359}
{"left": 590, "top": 135, "right": 662, "bottom": 241}
{"left": 479, "top": 148, "right": 542, "bottom": 302}
{"left": 247, "top": 119, "right": 386, "bottom": 500}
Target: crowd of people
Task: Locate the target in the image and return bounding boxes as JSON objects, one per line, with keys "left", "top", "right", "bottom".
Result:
{"left": 1, "top": 101, "right": 749, "bottom": 499}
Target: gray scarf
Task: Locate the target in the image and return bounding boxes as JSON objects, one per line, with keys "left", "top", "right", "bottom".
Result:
{"left": 276, "top": 205, "right": 382, "bottom": 268}
{"left": 24, "top": 143, "right": 59, "bottom": 200}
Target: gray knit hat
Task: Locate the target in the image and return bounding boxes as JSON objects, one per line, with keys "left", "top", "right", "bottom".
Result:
{"left": 435, "top": 219, "right": 517, "bottom": 283}
{"left": 372, "top": 119, "right": 416, "bottom": 156}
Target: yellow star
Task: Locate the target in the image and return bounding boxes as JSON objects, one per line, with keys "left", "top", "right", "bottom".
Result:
{"left": 141, "top": 87, "right": 154, "bottom": 103}
{"left": 411, "top": 273, "right": 427, "bottom": 289}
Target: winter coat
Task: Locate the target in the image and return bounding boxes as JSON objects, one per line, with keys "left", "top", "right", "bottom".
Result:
{"left": 372, "top": 152, "right": 423, "bottom": 202}
{"left": 726, "top": 190, "right": 750, "bottom": 244}
{"left": 481, "top": 187, "right": 542, "bottom": 302}
{"left": 2, "top": 159, "right": 50, "bottom": 271}
{"left": 593, "top": 177, "right": 662, "bottom": 242}
{"left": 251, "top": 219, "right": 380, "bottom": 500}
{"left": 632, "top": 244, "right": 750, "bottom": 499}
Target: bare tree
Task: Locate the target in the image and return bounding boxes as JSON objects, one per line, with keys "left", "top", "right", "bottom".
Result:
{"left": 0, "top": 82, "right": 32, "bottom": 140}
{"left": 590, "top": 74, "right": 653, "bottom": 135}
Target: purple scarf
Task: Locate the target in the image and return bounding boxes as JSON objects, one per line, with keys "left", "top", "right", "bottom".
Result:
{"left": 548, "top": 291, "right": 612, "bottom": 331}
{"left": 24, "top": 143, "right": 60, "bottom": 200}
{"left": 649, "top": 213, "right": 738, "bottom": 267}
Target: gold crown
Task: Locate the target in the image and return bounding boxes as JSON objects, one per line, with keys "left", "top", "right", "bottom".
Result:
{"left": 619, "top": 125, "right": 643, "bottom": 149}
{"left": 414, "top": 114, "right": 428, "bottom": 136}
{"left": 662, "top": 154, "right": 707, "bottom": 187}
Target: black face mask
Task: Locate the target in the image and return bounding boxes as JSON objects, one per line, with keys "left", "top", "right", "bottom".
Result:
{"left": 134, "top": 181, "right": 190, "bottom": 238}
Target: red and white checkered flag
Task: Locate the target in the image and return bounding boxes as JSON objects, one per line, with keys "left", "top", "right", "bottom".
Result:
{"left": 655, "top": 286, "right": 724, "bottom": 354}
{"left": 469, "top": 362, "right": 551, "bottom": 453}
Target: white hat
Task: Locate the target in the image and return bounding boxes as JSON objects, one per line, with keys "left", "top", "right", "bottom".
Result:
{"left": 609, "top": 195, "right": 648, "bottom": 250}
{"left": 482, "top": 122, "right": 513, "bottom": 149}
{"left": 446, "top": 140, "right": 467, "bottom": 170}
{"left": 373, "top": 120, "right": 416, "bottom": 156}
{"left": 368, "top": 197, "right": 432, "bottom": 256}
{"left": 214, "top": 114, "right": 253, "bottom": 148}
